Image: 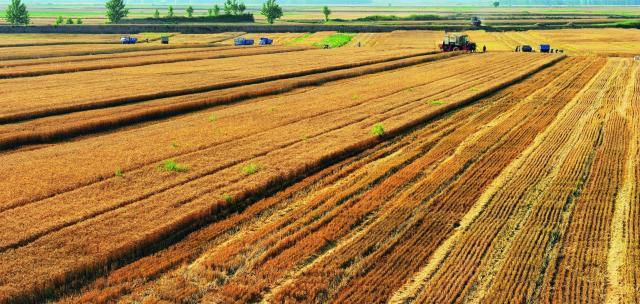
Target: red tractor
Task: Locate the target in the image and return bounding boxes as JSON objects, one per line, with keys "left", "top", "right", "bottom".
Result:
{"left": 439, "top": 34, "right": 477, "bottom": 52}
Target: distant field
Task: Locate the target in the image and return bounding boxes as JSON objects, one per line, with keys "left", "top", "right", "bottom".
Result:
{"left": 2, "top": 5, "right": 640, "bottom": 26}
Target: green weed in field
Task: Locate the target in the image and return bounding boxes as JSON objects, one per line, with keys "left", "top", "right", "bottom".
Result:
{"left": 160, "top": 159, "right": 188, "bottom": 172}
{"left": 372, "top": 123, "right": 385, "bottom": 137}
{"left": 242, "top": 163, "right": 261, "bottom": 175}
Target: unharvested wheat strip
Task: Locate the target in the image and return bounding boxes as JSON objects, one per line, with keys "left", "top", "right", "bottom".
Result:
{"left": 0, "top": 54, "right": 552, "bottom": 303}
{"left": 0, "top": 46, "right": 310, "bottom": 79}
{"left": 0, "top": 48, "right": 421, "bottom": 123}
{"left": 606, "top": 61, "right": 639, "bottom": 304}
{"left": 411, "top": 57, "right": 607, "bottom": 304}
{"left": 388, "top": 57, "right": 594, "bottom": 304}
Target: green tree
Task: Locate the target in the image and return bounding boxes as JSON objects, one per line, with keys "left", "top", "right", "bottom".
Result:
{"left": 322, "top": 5, "right": 331, "bottom": 22}
{"left": 238, "top": 3, "right": 246, "bottom": 14}
{"left": 55, "top": 16, "right": 64, "bottom": 25}
{"left": 186, "top": 5, "right": 194, "bottom": 17}
{"left": 213, "top": 4, "right": 221, "bottom": 16}
{"left": 260, "top": 0, "right": 282, "bottom": 24}
{"left": 167, "top": 6, "right": 174, "bottom": 18}
{"left": 66, "top": 17, "right": 74, "bottom": 24}
{"left": 105, "top": 0, "right": 129, "bottom": 23}
{"left": 223, "top": 0, "right": 233, "bottom": 15}
{"left": 493, "top": 1, "right": 500, "bottom": 7}
{"left": 208, "top": 8, "right": 213, "bottom": 16}
{"left": 153, "top": 8, "right": 160, "bottom": 18}
{"left": 5, "top": 0, "right": 30, "bottom": 25}
{"left": 76, "top": 18, "right": 83, "bottom": 24}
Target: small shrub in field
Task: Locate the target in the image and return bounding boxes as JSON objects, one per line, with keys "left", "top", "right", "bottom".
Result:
{"left": 242, "top": 163, "right": 261, "bottom": 175}
{"left": 171, "top": 142, "right": 179, "bottom": 148}
{"left": 115, "top": 168, "right": 124, "bottom": 177}
{"left": 160, "top": 160, "right": 188, "bottom": 172}
{"left": 470, "top": 87, "right": 479, "bottom": 92}
{"left": 372, "top": 123, "right": 385, "bottom": 137}
{"left": 430, "top": 100, "right": 446, "bottom": 105}
{"left": 223, "top": 194, "right": 233, "bottom": 204}
{"left": 208, "top": 114, "right": 217, "bottom": 122}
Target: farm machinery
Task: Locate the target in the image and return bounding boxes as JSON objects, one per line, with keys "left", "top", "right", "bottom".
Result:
{"left": 235, "top": 37, "right": 274, "bottom": 46}
{"left": 120, "top": 35, "right": 138, "bottom": 44}
{"left": 471, "top": 16, "right": 482, "bottom": 27}
{"left": 439, "top": 34, "right": 477, "bottom": 52}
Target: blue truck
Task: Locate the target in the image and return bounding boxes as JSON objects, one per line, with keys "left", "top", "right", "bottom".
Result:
{"left": 540, "top": 44, "right": 551, "bottom": 53}
{"left": 259, "top": 37, "right": 273, "bottom": 45}
{"left": 234, "top": 37, "right": 255, "bottom": 46}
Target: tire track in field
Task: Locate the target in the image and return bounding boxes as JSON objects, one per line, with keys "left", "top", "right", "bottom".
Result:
{"left": 0, "top": 55, "right": 524, "bottom": 253}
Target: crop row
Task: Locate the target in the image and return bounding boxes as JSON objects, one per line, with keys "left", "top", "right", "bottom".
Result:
{"left": 0, "top": 48, "right": 431, "bottom": 124}
{"left": 546, "top": 60, "right": 637, "bottom": 303}
{"left": 0, "top": 51, "right": 453, "bottom": 150}
{"left": 0, "top": 54, "right": 559, "bottom": 303}
{"left": 409, "top": 57, "right": 613, "bottom": 303}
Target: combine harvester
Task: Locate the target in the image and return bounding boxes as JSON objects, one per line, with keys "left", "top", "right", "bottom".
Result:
{"left": 439, "top": 34, "right": 477, "bottom": 52}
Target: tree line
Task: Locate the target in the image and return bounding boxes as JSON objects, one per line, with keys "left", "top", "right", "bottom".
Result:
{"left": 4, "top": 0, "right": 284, "bottom": 25}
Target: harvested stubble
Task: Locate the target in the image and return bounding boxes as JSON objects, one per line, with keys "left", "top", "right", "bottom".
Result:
{"left": 0, "top": 45, "right": 309, "bottom": 79}
{"left": 410, "top": 56, "right": 608, "bottom": 304}
{"left": 0, "top": 53, "right": 559, "bottom": 303}
{"left": 0, "top": 48, "right": 425, "bottom": 124}
{"left": 0, "top": 50, "right": 453, "bottom": 150}
{"left": 61, "top": 54, "right": 580, "bottom": 304}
